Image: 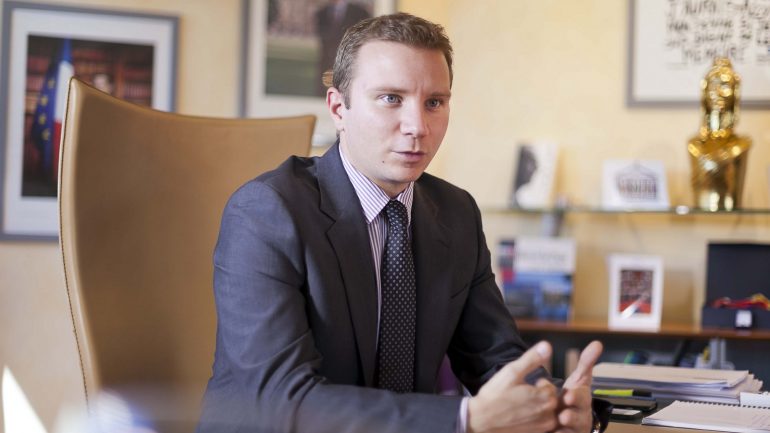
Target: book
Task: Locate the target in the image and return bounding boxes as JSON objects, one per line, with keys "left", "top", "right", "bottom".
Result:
{"left": 743, "top": 392, "right": 770, "bottom": 408}
{"left": 510, "top": 141, "right": 558, "bottom": 209}
{"left": 498, "top": 236, "right": 576, "bottom": 322}
{"left": 642, "top": 400, "right": 770, "bottom": 432}
{"left": 593, "top": 363, "right": 749, "bottom": 387}
{"left": 592, "top": 363, "right": 763, "bottom": 404}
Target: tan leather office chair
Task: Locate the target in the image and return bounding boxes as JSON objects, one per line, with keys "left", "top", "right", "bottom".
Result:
{"left": 58, "top": 78, "right": 315, "bottom": 432}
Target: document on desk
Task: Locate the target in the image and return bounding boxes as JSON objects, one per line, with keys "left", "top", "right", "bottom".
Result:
{"left": 593, "top": 363, "right": 749, "bottom": 387}
{"left": 592, "top": 363, "right": 763, "bottom": 404}
{"left": 642, "top": 400, "right": 770, "bottom": 432}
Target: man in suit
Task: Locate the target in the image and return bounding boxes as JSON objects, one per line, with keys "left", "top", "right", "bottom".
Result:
{"left": 198, "top": 12, "right": 603, "bottom": 433}
{"left": 315, "top": 0, "right": 371, "bottom": 96}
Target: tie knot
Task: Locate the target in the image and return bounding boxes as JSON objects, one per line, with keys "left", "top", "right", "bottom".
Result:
{"left": 385, "top": 200, "right": 408, "bottom": 227}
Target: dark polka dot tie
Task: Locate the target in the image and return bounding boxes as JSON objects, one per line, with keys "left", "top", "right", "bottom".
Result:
{"left": 376, "top": 200, "right": 416, "bottom": 393}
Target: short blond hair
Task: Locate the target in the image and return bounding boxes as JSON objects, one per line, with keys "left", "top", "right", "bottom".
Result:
{"left": 323, "top": 12, "right": 453, "bottom": 107}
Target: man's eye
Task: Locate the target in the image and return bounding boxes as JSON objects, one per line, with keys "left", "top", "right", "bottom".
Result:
{"left": 381, "top": 94, "right": 401, "bottom": 104}
{"left": 426, "top": 98, "right": 443, "bottom": 109}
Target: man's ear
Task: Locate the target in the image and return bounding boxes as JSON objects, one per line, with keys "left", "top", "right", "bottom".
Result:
{"left": 326, "top": 87, "right": 346, "bottom": 132}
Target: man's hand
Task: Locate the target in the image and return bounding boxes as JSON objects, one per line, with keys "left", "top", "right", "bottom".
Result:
{"left": 555, "top": 341, "right": 603, "bottom": 433}
{"left": 467, "top": 341, "right": 558, "bottom": 433}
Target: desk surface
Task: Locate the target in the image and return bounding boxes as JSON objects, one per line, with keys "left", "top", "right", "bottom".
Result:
{"left": 608, "top": 422, "right": 721, "bottom": 432}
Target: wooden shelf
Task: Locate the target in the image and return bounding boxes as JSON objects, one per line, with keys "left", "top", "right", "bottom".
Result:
{"left": 515, "top": 318, "right": 770, "bottom": 340}
{"left": 485, "top": 206, "right": 770, "bottom": 216}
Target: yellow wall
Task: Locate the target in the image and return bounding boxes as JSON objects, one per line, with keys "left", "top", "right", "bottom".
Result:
{"left": 2, "top": 0, "right": 770, "bottom": 431}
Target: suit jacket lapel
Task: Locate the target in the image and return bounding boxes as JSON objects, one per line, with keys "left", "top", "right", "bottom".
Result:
{"left": 317, "top": 145, "right": 378, "bottom": 387}
{"left": 411, "top": 181, "right": 453, "bottom": 392}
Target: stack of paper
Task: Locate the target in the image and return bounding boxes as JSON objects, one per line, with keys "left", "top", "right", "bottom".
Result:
{"left": 592, "top": 363, "right": 764, "bottom": 404}
{"left": 642, "top": 401, "right": 770, "bottom": 432}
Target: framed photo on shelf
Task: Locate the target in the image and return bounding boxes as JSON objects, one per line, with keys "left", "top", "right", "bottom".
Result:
{"left": 607, "top": 253, "right": 663, "bottom": 331}
{"left": 601, "top": 159, "right": 669, "bottom": 211}
{"left": 0, "top": 1, "right": 178, "bottom": 240}
{"left": 509, "top": 141, "right": 558, "bottom": 210}
{"left": 628, "top": 0, "right": 770, "bottom": 107}
{"left": 241, "top": 0, "right": 397, "bottom": 146}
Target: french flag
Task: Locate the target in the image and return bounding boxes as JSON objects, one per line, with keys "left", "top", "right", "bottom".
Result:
{"left": 30, "top": 38, "right": 74, "bottom": 184}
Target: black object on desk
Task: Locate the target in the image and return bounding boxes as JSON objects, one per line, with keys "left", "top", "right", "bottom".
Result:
{"left": 592, "top": 398, "right": 613, "bottom": 433}
{"left": 601, "top": 396, "right": 657, "bottom": 412}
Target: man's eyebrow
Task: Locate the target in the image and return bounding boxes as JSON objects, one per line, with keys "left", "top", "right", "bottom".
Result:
{"left": 368, "top": 87, "right": 452, "bottom": 98}
{"left": 369, "top": 87, "right": 408, "bottom": 94}
{"left": 430, "top": 91, "right": 452, "bottom": 98}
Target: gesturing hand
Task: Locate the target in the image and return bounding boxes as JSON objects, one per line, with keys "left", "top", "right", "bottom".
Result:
{"left": 554, "top": 340, "right": 603, "bottom": 433}
{"left": 467, "top": 341, "right": 558, "bottom": 433}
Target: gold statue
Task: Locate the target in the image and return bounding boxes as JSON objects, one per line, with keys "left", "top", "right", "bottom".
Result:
{"left": 687, "top": 58, "right": 751, "bottom": 211}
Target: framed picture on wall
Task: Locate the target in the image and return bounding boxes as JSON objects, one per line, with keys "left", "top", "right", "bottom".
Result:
{"left": 241, "top": 0, "right": 397, "bottom": 147}
{"left": 607, "top": 253, "right": 663, "bottom": 331}
{"left": 628, "top": 0, "right": 770, "bottom": 107}
{"left": 0, "top": 1, "right": 178, "bottom": 240}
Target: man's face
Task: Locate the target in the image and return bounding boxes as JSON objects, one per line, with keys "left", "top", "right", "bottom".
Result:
{"left": 327, "top": 40, "right": 451, "bottom": 198}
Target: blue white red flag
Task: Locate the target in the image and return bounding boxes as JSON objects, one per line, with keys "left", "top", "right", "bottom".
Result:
{"left": 30, "top": 39, "right": 74, "bottom": 184}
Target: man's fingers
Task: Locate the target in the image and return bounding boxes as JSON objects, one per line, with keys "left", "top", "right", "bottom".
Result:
{"left": 560, "top": 384, "right": 591, "bottom": 407}
{"left": 564, "top": 340, "right": 603, "bottom": 388}
{"left": 501, "top": 341, "right": 552, "bottom": 384}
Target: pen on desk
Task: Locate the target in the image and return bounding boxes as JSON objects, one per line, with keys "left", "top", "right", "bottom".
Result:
{"left": 593, "top": 389, "right": 652, "bottom": 398}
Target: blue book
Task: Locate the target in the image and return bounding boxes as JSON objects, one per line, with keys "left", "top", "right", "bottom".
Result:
{"left": 498, "top": 237, "right": 576, "bottom": 322}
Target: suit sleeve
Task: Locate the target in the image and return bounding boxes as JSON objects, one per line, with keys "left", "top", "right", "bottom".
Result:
{"left": 446, "top": 191, "right": 550, "bottom": 394}
{"left": 198, "top": 180, "right": 461, "bottom": 433}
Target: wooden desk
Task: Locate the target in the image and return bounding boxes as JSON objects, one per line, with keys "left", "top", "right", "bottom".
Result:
{"left": 607, "top": 422, "right": 721, "bottom": 432}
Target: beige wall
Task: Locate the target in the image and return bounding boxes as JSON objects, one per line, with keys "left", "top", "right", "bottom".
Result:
{"left": 2, "top": 0, "right": 770, "bottom": 432}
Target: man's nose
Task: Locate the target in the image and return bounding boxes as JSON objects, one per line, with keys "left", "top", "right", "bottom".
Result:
{"left": 400, "top": 103, "right": 428, "bottom": 138}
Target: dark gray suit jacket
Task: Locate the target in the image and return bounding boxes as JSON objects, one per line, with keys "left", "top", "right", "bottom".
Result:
{"left": 197, "top": 145, "right": 536, "bottom": 433}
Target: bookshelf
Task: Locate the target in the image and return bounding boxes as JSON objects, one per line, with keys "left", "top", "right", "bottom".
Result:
{"left": 25, "top": 36, "right": 155, "bottom": 115}
{"left": 517, "top": 318, "right": 770, "bottom": 341}
{"left": 487, "top": 206, "right": 770, "bottom": 380}
{"left": 485, "top": 206, "right": 770, "bottom": 217}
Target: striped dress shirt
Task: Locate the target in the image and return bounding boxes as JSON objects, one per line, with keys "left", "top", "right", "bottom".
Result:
{"left": 338, "top": 146, "right": 468, "bottom": 432}
{"left": 339, "top": 146, "right": 414, "bottom": 333}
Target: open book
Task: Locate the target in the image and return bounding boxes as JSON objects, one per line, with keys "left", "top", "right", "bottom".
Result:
{"left": 642, "top": 400, "right": 770, "bottom": 432}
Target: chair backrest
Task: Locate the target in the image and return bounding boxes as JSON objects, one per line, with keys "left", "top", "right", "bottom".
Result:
{"left": 58, "top": 78, "right": 314, "bottom": 430}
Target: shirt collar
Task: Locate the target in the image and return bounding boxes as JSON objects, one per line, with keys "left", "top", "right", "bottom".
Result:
{"left": 339, "top": 145, "right": 414, "bottom": 225}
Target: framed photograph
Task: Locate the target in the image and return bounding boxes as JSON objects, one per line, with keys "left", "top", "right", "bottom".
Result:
{"left": 628, "top": 0, "right": 770, "bottom": 107}
{"left": 509, "top": 141, "right": 559, "bottom": 210}
{"left": 607, "top": 254, "right": 663, "bottom": 331}
{"left": 241, "top": 0, "right": 397, "bottom": 146}
{"left": 602, "top": 159, "right": 670, "bottom": 211}
{"left": 0, "top": 2, "right": 178, "bottom": 240}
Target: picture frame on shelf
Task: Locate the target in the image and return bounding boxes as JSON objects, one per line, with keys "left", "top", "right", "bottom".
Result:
{"left": 601, "top": 159, "right": 669, "bottom": 211}
{"left": 628, "top": 0, "right": 770, "bottom": 107}
{"left": 240, "top": 0, "right": 396, "bottom": 147}
{"left": 0, "top": 1, "right": 178, "bottom": 240}
{"left": 607, "top": 253, "right": 663, "bottom": 331}
{"left": 509, "top": 141, "right": 558, "bottom": 210}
